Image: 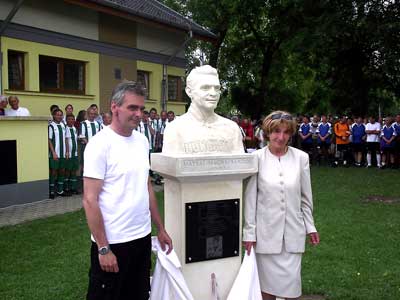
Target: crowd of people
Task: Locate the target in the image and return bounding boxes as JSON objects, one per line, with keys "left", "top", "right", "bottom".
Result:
{"left": 233, "top": 114, "right": 400, "bottom": 169}
{"left": 2, "top": 93, "right": 399, "bottom": 199}
{"left": 45, "top": 101, "right": 178, "bottom": 198}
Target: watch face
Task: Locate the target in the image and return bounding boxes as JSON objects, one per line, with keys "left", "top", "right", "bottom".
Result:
{"left": 99, "top": 246, "right": 109, "bottom": 255}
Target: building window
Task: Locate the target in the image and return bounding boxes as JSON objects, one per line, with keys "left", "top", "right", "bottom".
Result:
{"left": 168, "top": 76, "right": 183, "bottom": 101}
{"left": 137, "top": 70, "right": 150, "bottom": 99}
{"left": 8, "top": 51, "right": 25, "bottom": 90}
{"left": 39, "top": 55, "right": 85, "bottom": 94}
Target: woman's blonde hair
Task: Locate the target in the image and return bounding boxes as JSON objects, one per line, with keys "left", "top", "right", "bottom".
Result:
{"left": 262, "top": 110, "right": 297, "bottom": 141}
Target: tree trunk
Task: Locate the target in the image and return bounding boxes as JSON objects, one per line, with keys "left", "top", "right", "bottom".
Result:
{"left": 209, "top": 27, "right": 228, "bottom": 68}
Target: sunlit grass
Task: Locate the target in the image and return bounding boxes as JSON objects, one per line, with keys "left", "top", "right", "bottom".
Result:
{"left": 1, "top": 168, "right": 399, "bottom": 300}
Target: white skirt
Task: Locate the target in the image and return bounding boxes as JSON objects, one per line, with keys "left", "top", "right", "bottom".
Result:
{"left": 256, "top": 246, "right": 302, "bottom": 298}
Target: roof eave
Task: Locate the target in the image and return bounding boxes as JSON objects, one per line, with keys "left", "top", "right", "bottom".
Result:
{"left": 64, "top": 0, "right": 217, "bottom": 42}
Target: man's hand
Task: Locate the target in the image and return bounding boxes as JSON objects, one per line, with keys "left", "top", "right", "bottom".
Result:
{"left": 158, "top": 229, "right": 173, "bottom": 254}
{"left": 52, "top": 153, "right": 59, "bottom": 160}
{"left": 99, "top": 251, "right": 119, "bottom": 273}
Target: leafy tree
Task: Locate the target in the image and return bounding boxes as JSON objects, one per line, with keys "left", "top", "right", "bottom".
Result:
{"left": 161, "top": 0, "right": 400, "bottom": 118}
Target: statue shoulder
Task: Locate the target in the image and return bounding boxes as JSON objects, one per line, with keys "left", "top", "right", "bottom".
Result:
{"left": 217, "top": 115, "right": 238, "bottom": 127}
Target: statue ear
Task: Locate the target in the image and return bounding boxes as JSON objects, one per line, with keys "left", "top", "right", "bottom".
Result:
{"left": 185, "top": 86, "right": 192, "bottom": 98}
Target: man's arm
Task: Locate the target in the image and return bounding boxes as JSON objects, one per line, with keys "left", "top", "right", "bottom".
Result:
{"left": 148, "top": 178, "right": 172, "bottom": 254}
{"left": 65, "top": 137, "right": 70, "bottom": 159}
{"left": 83, "top": 177, "right": 119, "bottom": 272}
{"left": 48, "top": 139, "right": 58, "bottom": 160}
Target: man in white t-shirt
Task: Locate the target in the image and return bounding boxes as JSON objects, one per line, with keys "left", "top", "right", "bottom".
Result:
{"left": 365, "top": 116, "right": 382, "bottom": 168}
{"left": 4, "top": 96, "right": 30, "bottom": 116}
{"left": 83, "top": 81, "right": 172, "bottom": 300}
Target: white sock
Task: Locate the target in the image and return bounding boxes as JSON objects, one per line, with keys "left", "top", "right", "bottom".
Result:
{"left": 367, "top": 153, "right": 371, "bottom": 165}
{"left": 376, "top": 154, "right": 381, "bottom": 166}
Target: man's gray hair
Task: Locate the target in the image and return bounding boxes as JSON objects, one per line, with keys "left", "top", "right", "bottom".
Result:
{"left": 0, "top": 95, "right": 7, "bottom": 103}
{"left": 186, "top": 65, "right": 219, "bottom": 90}
{"left": 110, "top": 80, "right": 146, "bottom": 106}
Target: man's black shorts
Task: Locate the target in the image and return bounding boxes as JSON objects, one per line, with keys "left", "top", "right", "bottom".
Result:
{"left": 337, "top": 144, "right": 350, "bottom": 152}
{"left": 318, "top": 141, "right": 331, "bottom": 150}
{"left": 301, "top": 142, "right": 313, "bottom": 153}
{"left": 352, "top": 143, "right": 364, "bottom": 153}
{"left": 366, "top": 142, "right": 380, "bottom": 153}
{"left": 381, "top": 147, "right": 395, "bottom": 154}
{"left": 87, "top": 234, "right": 151, "bottom": 300}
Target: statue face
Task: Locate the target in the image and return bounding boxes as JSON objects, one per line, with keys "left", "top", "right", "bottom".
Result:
{"left": 187, "top": 74, "right": 221, "bottom": 112}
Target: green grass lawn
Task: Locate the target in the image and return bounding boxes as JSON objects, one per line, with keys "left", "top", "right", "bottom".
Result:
{"left": 1, "top": 167, "right": 399, "bottom": 300}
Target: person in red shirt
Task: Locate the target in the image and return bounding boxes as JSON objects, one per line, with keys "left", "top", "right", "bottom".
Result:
{"left": 241, "top": 118, "right": 255, "bottom": 149}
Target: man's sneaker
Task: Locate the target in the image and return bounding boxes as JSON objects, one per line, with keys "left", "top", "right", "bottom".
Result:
{"left": 366, "top": 164, "right": 372, "bottom": 168}
{"left": 56, "top": 191, "right": 68, "bottom": 197}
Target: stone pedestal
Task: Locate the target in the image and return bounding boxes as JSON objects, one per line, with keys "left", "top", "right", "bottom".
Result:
{"left": 151, "top": 153, "right": 257, "bottom": 300}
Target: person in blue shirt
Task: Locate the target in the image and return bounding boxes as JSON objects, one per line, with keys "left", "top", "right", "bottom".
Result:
{"left": 299, "top": 116, "right": 313, "bottom": 160}
{"left": 351, "top": 117, "right": 366, "bottom": 167}
{"left": 392, "top": 114, "right": 400, "bottom": 168}
{"left": 381, "top": 117, "right": 397, "bottom": 168}
{"left": 316, "top": 115, "right": 332, "bottom": 165}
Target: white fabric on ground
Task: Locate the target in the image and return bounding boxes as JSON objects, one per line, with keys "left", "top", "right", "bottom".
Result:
{"left": 150, "top": 237, "right": 194, "bottom": 300}
{"left": 227, "top": 248, "right": 262, "bottom": 300}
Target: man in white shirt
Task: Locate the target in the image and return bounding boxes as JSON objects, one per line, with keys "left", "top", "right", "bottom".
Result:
{"left": 83, "top": 81, "right": 172, "bottom": 300}
{"left": 365, "top": 116, "right": 381, "bottom": 168}
{"left": 5, "top": 96, "right": 30, "bottom": 116}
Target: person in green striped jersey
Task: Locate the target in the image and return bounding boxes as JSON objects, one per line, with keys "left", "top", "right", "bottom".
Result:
{"left": 48, "top": 108, "right": 70, "bottom": 198}
{"left": 65, "top": 114, "right": 80, "bottom": 195}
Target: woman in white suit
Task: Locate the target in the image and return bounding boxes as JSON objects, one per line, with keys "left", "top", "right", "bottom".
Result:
{"left": 243, "top": 111, "right": 320, "bottom": 300}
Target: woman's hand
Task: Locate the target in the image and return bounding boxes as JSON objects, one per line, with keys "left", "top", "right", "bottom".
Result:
{"left": 309, "top": 232, "right": 320, "bottom": 245}
{"left": 243, "top": 241, "right": 256, "bottom": 255}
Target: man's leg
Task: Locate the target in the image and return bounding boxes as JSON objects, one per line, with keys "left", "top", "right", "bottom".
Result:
{"left": 86, "top": 241, "right": 129, "bottom": 300}
{"left": 375, "top": 143, "right": 382, "bottom": 167}
{"left": 49, "top": 158, "right": 59, "bottom": 199}
{"left": 122, "top": 234, "right": 151, "bottom": 300}
{"left": 366, "top": 143, "right": 372, "bottom": 167}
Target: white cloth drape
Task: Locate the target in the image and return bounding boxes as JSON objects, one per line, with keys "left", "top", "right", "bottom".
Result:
{"left": 150, "top": 237, "right": 194, "bottom": 300}
{"left": 227, "top": 248, "right": 262, "bottom": 300}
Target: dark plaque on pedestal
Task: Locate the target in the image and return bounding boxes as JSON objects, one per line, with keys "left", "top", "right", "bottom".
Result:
{"left": 185, "top": 199, "right": 240, "bottom": 264}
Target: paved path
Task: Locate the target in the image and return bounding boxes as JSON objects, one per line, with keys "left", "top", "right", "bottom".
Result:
{"left": 0, "top": 183, "right": 164, "bottom": 228}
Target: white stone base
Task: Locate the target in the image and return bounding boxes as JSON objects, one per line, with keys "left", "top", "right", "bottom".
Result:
{"left": 151, "top": 153, "right": 257, "bottom": 299}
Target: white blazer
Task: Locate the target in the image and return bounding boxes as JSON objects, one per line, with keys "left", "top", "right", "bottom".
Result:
{"left": 243, "top": 146, "right": 317, "bottom": 254}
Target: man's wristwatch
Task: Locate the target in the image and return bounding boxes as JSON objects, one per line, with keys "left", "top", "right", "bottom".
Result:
{"left": 98, "top": 245, "right": 111, "bottom": 255}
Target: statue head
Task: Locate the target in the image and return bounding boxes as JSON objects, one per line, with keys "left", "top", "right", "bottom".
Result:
{"left": 186, "top": 65, "right": 221, "bottom": 113}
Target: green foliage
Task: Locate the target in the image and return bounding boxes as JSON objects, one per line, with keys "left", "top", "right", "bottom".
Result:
{"left": 161, "top": 0, "right": 400, "bottom": 117}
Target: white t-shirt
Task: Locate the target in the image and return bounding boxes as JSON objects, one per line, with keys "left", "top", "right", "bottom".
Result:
{"left": 84, "top": 126, "right": 151, "bottom": 244}
{"left": 48, "top": 121, "right": 70, "bottom": 158}
{"left": 365, "top": 122, "right": 381, "bottom": 142}
{"left": 5, "top": 107, "right": 30, "bottom": 116}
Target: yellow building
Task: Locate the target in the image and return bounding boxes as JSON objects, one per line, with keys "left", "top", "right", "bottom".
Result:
{"left": 0, "top": 0, "right": 216, "bottom": 206}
